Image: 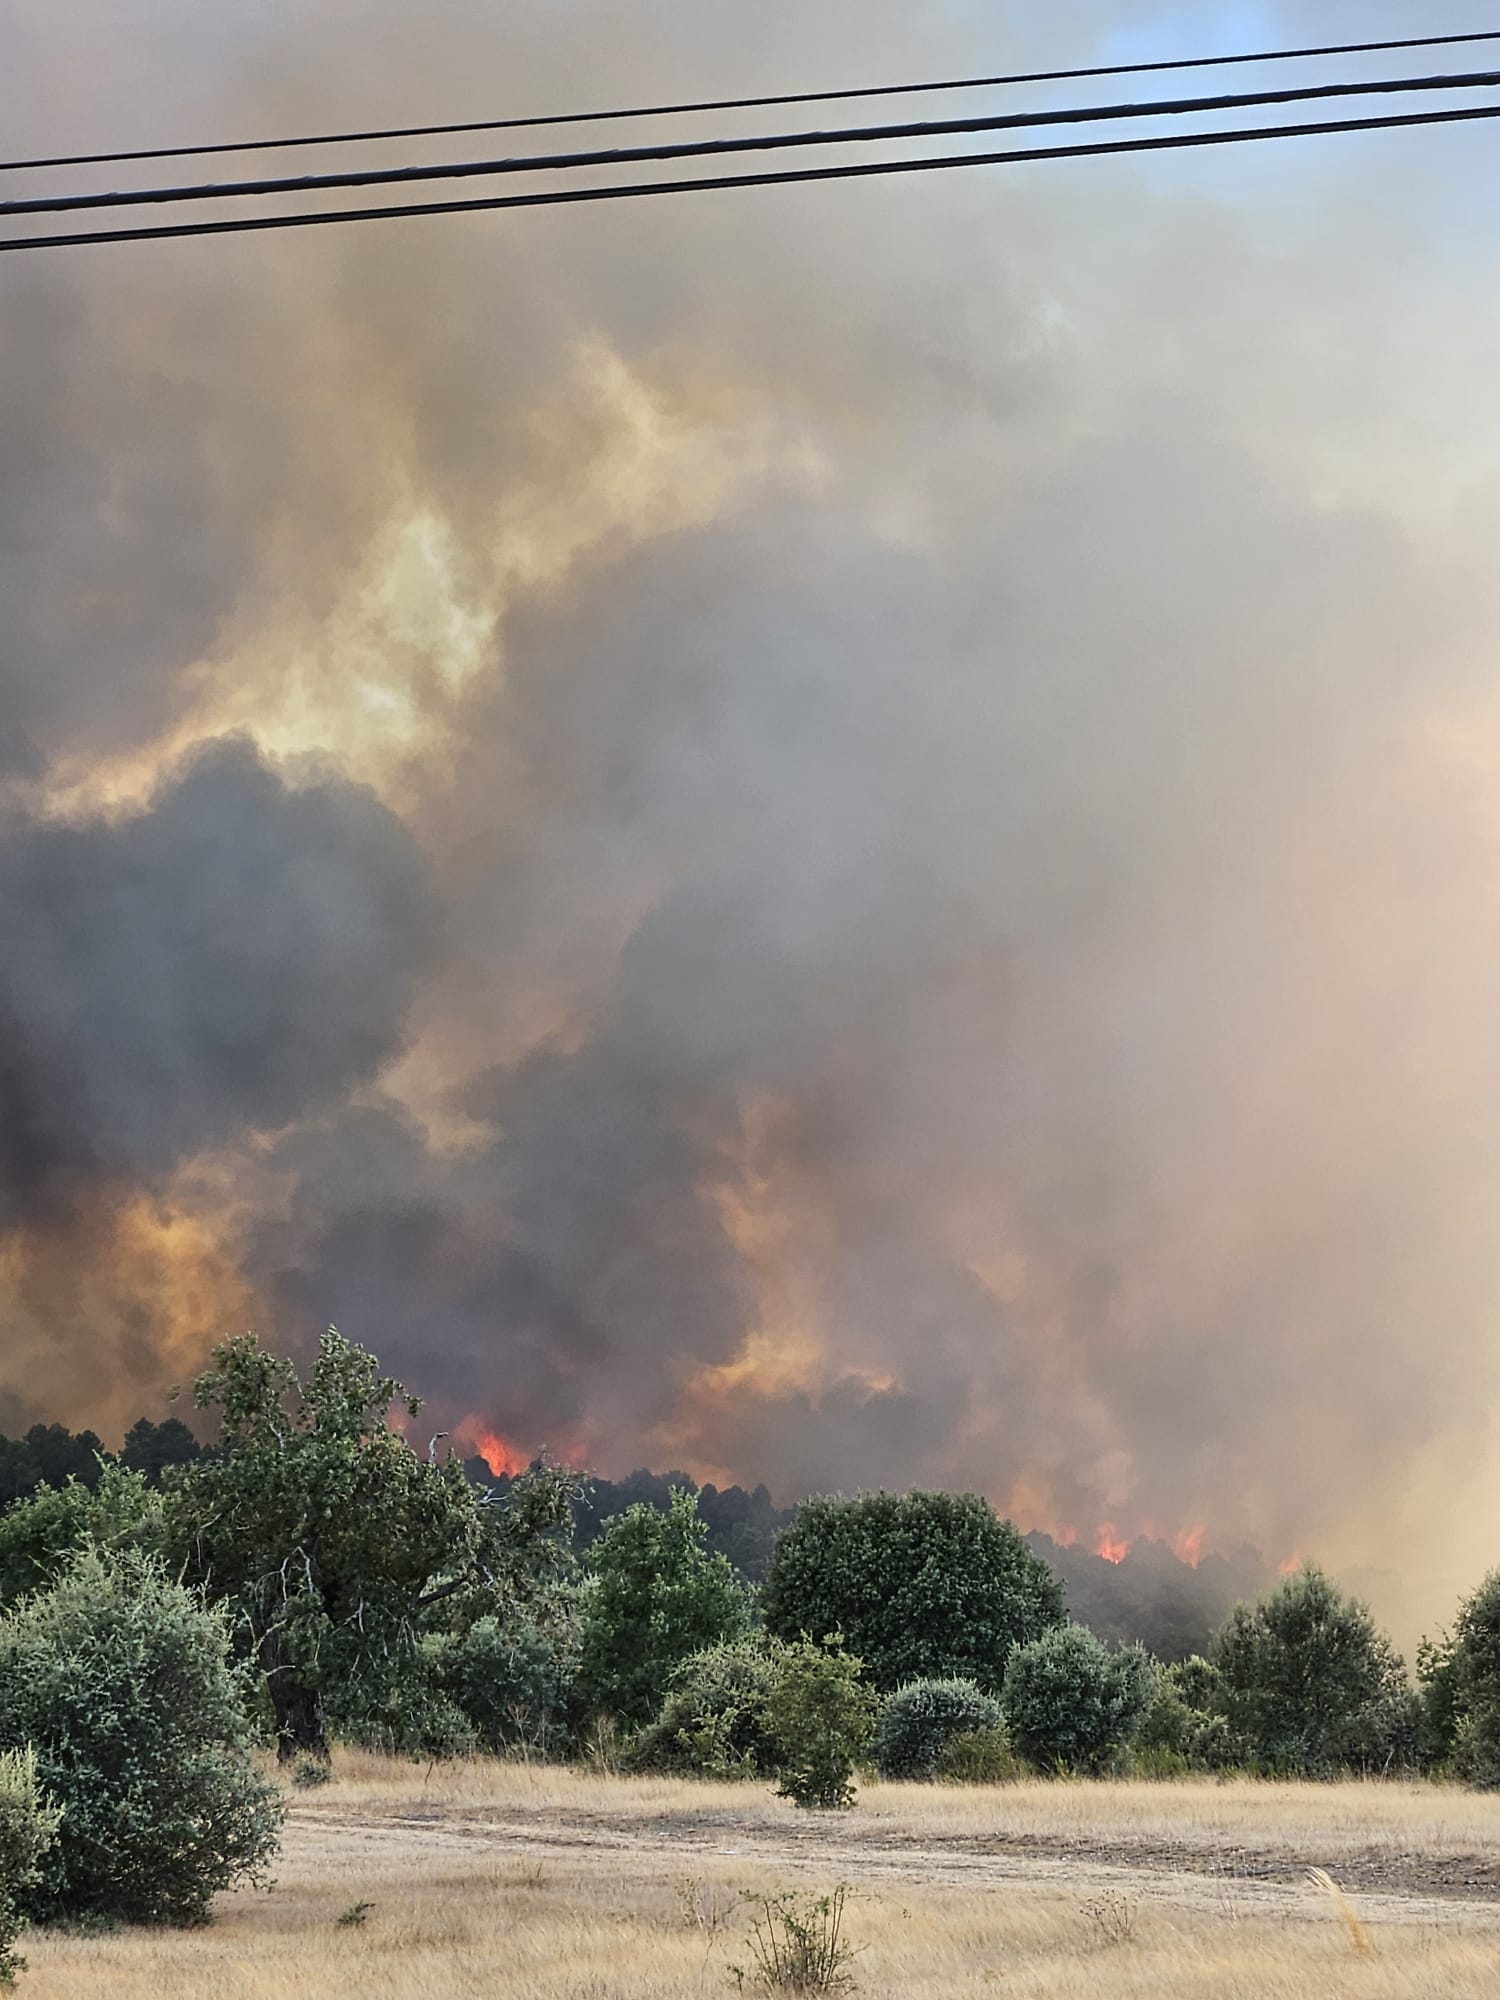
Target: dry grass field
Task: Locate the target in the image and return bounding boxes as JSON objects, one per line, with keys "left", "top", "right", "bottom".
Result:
{"left": 22, "top": 1754, "right": 1500, "bottom": 1997}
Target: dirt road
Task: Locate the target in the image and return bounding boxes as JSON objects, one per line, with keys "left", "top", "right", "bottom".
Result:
{"left": 289, "top": 1787, "right": 1500, "bottom": 1930}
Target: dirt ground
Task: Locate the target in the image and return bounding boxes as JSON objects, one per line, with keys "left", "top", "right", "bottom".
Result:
{"left": 23, "top": 1760, "right": 1500, "bottom": 1997}
{"left": 286, "top": 1772, "right": 1500, "bottom": 1925}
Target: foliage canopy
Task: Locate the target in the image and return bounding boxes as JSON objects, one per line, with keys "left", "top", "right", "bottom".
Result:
{"left": 762, "top": 1491, "right": 1063, "bottom": 1691}
{"left": 1213, "top": 1567, "right": 1415, "bottom": 1777}
{"left": 170, "top": 1326, "right": 577, "bottom": 1758}
{"left": 574, "top": 1488, "right": 749, "bottom": 1726}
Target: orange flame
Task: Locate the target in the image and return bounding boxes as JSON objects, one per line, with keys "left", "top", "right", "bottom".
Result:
{"left": 1171, "top": 1525, "right": 1208, "bottom": 1567}
{"left": 1279, "top": 1550, "right": 1305, "bottom": 1576}
{"left": 1094, "top": 1524, "right": 1129, "bottom": 1564}
{"left": 454, "top": 1418, "right": 526, "bottom": 1478}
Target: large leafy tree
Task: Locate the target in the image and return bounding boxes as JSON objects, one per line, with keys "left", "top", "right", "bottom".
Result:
{"left": 1213, "top": 1566, "right": 1415, "bottom": 1776}
{"left": 574, "top": 1488, "right": 749, "bottom": 1725}
{"left": 169, "top": 1326, "right": 577, "bottom": 1760}
{"left": 762, "top": 1491, "right": 1064, "bottom": 1691}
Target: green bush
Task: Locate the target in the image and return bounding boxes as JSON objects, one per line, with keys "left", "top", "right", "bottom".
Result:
{"left": 438, "top": 1616, "right": 577, "bottom": 1758}
{"left": 1134, "top": 1657, "right": 1244, "bottom": 1774}
{"left": 761, "top": 1640, "right": 876, "bottom": 1809}
{"left": 1002, "top": 1625, "right": 1155, "bottom": 1773}
{"left": 331, "top": 1666, "right": 478, "bottom": 1761}
{"left": 575, "top": 1490, "right": 750, "bottom": 1727}
{"left": 0, "top": 1547, "right": 283, "bottom": 1925}
{"left": 0, "top": 1464, "right": 165, "bottom": 1611}
{"left": 871, "top": 1679, "right": 1003, "bottom": 1780}
{"left": 0, "top": 1749, "right": 59, "bottom": 1986}
{"left": 631, "top": 1639, "right": 781, "bottom": 1777}
{"left": 1213, "top": 1568, "right": 1415, "bottom": 1777}
{"left": 762, "top": 1492, "right": 1063, "bottom": 1692}
{"left": 932, "top": 1725, "right": 1025, "bottom": 1785}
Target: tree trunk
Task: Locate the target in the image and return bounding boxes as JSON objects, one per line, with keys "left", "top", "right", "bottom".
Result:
{"left": 259, "top": 1628, "right": 330, "bottom": 1762}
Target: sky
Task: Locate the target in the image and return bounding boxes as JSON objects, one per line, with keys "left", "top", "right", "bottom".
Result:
{"left": 3, "top": 1, "right": 1500, "bottom": 1642}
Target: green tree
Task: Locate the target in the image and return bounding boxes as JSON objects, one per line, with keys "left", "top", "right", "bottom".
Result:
{"left": 1213, "top": 1567, "right": 1415, "bottom": 1776}
{"left": 574, "top": 1488, "right": 749, "bottom": 1726}
{"left": 1002, "top": 1624, "right": 1155, "bottom": 1773}
{"left": 761, "top": 1638, "right": 876, "bottom": 1809}
{"left": 1415, "top": 1629, "right": 1463, "bottom": 1773}
{"left": 0, "top": 1426, "right": 104, "bottom": 1508}
{"left": 120, "top": 1415, "right": 203, "bottom": 1483}
{"left": 762, "top": 1492, "right": 1063, "bottom": 1692}
{"left": 0, "top": 1749, "right": 59, "bottom": 1987}
{"left": 0, "top": 1547, "right": 281, "bottom": 1925}
{"left": 169, "top": 1327, "right": 578, "bottom": 1760}
{"left": 0, "top": 1462, "right": 165, "bottom": 1609}
{"left": 1440, "top": 1573, "right": 1500, "bottom": 1785}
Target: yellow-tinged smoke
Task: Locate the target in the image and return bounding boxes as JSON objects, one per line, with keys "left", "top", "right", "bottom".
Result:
{"left": 7, "top": 0, "right": 1500, "bottom": 1649}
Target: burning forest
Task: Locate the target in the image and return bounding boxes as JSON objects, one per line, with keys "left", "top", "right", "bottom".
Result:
{"left": 4, "top": 0, "right": 1500, "bottom": 1649}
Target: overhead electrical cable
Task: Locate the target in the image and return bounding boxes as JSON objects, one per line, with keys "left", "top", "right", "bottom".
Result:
{"left": 6, "top": 24, "right": 1500, "bottom": 173}
{"left": 6, "top": 99, "right": 1500, "bottom": 256}
{"left": 5, "top": 64, "right": 1500, "bottom": 220}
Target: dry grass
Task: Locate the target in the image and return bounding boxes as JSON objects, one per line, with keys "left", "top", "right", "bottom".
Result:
{"left": 20, "top": 1754, "right": 1500, "bottom": 1998}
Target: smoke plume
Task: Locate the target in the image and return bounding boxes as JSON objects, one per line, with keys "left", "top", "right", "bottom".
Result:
{"left": 4, "top": 0, "right": 1500, "bottom": 1638}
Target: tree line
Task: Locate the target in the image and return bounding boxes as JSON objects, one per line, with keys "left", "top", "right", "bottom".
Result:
{"left": 4, "top": 1325, "right": 1500, "bottom": 1980}
{"left": 8, "top": 1418, "right": 1269, "bottom": 1664}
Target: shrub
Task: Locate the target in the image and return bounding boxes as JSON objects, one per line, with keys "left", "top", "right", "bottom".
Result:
{"left": 0, "top": 1547, "right": 283, "bottom": 1925}
{"left": 438, "top": 1616, "right": 577, "bottom": 1758}
{"left": 0, "top": 1463, "right": 165, "bottom": 1611}
{"left": 1213, "top": 1568, "right": 1414, "bottom": 1777}
{"left": 761, "top": 1640, "right": 876, "bottom": 1810}
{"left": 632, "top": 1639, "right": 781, "bottom": 1778}
{"left": 762, "top": 1492, "right": 1063, "bottom": 1692}
{"left": 730, "top": 1885, "right": 858, "bottom": 1993}
{"left": 932, "top": 1725, "right": 1025, "bottom": 1785}
{"left": 1134, "top": 1656, "right": 1244, "bottom": 1774}
{"left": 332, "top": 1664, "right": 479, "bottom": 1760}
{"left": 1002, "top": 1625, "right": 1155, "bottom": 1773}
{"left": 871, "top": 1678, "right": 1003, "bottom": 1780}
{"left": 0, "top": 1749, "right": 59, "bottom": 1987}
{"left": 575, "top": 1490, "right": 750, "bottom": 1726}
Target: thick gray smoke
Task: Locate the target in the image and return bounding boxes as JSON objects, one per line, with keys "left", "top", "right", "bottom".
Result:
{"left": 0, "top": 739, "right": 433, "bottom": 1213}
{"left": 4, "top": 0, "right": 1500, "bottom": 1635}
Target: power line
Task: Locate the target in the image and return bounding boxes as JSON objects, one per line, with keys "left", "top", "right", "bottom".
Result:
{"left": 5, "top": 100, "right": 1498, "bottom": 256}
{"left": 7, "top": 64, "right": 1500, "bottom": 221}
{"left": 6, "top": 25, "right": 1500, "bottom": 174}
